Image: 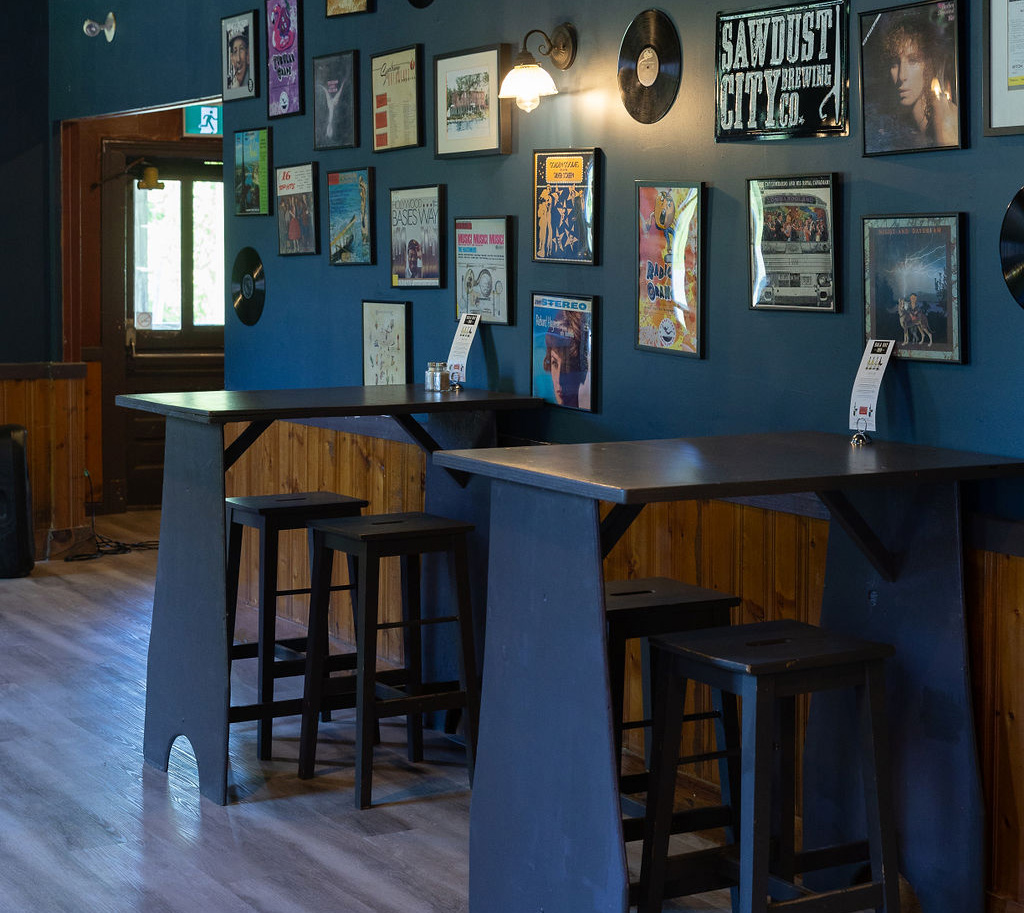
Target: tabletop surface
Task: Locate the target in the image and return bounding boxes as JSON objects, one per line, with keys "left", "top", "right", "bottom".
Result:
{"left": 434, "top": 431, "right": 1024, "bottom": 504}
{"left": 115, "top": 385, "right": 541, "bottom": 424}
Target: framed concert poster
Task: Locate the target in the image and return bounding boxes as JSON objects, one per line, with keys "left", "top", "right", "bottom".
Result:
{"left": 222, "top": 10, "right": 258, "bottom": 101}
{"left": 362, "top": 300, "right": 408, "bottom": 384}
{"left": 715, "top": 0, "right": 849, "bottom": 141}
{"left": 327, "top": 0, "right": 372, "bottom": 14}
{"left": 265, "top": 0, "right": 303, "bottom": 118}
{"left": 635, "top": 181, "right": 703, "bottom": 356}
{"left": 327, "top": 168, "right": 374, "bottom": 265}
{"left": 434, "top": 45, "right": 512, "bottom": 158}
{"left": 313, "top": 50, "right": 358, "bottom": 150}
{"left": 532, "top": 292, "right": 595, "bottom": 411}
{"left": 371, "top": 45, "right": 423, "bottom": 152}
{"left": 276, "top": 163, "right": 319, "bottom": 255}
{"left": 233, "top": 127, "right": 272, "bottom": 216}
{"left": 862, "top": 212, "right": 964, "bottom": 362}
{"left": 533, "top": 148, "right": 599, "bottom": 265}
{"left": 983, "top": 0, "right": 1024, "bottom": 134}
{"left": 860, "top": 0, "right": 961, "bottom": 155}
{"left": 454, "top": 216, "right": 512, "bottom": 324}
{"left": 390, "top": 184, "right": 445, "bottom": 287}
{"left": 748, "top": 173, "right": 837, "bottom": 312}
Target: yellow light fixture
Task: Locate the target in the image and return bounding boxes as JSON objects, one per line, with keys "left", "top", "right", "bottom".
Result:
{"left": 498, "top": 23, "right": 577, "bottom": 113}
{"left": 137, "top": 166, "right": 164, "bottom": 190}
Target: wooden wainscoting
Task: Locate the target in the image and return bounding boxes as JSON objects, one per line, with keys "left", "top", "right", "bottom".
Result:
{"left": 225, "top": 420, "right": 1023, "bottom": 911}
{"left": 0, "top": 365, "right": 88, "bottom": 558}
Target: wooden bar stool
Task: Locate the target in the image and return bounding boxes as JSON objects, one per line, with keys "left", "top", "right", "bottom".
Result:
{"left": 225, "top": 491, "right": 367, "bottom": 759}
{"left": 638, "top": 619, "right": 899, "bottom": 913}
{"left": 298, "top": 511, "right": 481, "bottom": 809}
{"left": 604, "top": 577, "right": 739, "bottom": 842}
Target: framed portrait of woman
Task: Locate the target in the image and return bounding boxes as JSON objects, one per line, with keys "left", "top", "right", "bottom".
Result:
{"left": 531, "top": 292, "right": 596, "bottom": 411}
{"left": 860, "top": 0, "right": 962, "bottom": 155}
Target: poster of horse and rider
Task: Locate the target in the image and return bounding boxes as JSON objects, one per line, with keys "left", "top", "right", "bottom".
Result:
{"left": 862, "top": 212, "right": 964, "bottom": 363}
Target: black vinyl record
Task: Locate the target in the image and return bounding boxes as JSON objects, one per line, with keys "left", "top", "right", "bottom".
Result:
{"left": 1000, "top": 187, "right": 1024, "bottom": 308}
{"left": 617, "top": 9, "right": 681, "bottom": 125}
{"left": 231, "top": 246, "right": 266, "bottom": 326}
{"left": 407, "top": 0, "right": 433, "bottom": 7}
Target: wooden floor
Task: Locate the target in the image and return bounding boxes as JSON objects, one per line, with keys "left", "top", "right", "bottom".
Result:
{"left": 0, "top": 511, "right": 731, "bottom": 913}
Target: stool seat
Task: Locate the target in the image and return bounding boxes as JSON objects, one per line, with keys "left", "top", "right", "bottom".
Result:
{"left": 226, "top": 491, "right": 368, "bottom": 760}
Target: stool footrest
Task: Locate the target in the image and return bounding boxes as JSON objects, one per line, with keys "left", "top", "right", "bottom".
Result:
{"left": 621, "top": 709, "right": 720, "bottom": 733}
{"left": 376, "top": 614, "right": 458, "bottom": 631}
{"left": 629, "top": 845, "right": 735, "bottom": 906}
{"left": 794, "top": 840, "right": 870, "bottom": 875}
{"left": 621, "top": 803, "right": 734, "bottom": 842}
{"left": 229, "top": 696, "right": 305, "bottom": 723}
{"left": 275, "top": 582, "right": 355, "bottom": 598}
{"left": 371, "top": 687, "right": 467, "bottom": 721}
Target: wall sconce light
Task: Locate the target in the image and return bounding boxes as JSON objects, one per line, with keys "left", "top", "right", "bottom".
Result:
{"left": 83, "top": 12, "right": 116, "bottom": 42}
{"left": 498, "top": 23, "right": 577, "bottom": 113}
{"left": 137, "top": 166, "right": 164, "bottom": 191}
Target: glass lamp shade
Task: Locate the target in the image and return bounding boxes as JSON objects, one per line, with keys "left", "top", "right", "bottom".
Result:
{"left": 498, "top": 62, "right": 558, "bottom": 112}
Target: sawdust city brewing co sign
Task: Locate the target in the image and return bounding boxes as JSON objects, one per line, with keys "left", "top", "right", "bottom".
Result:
{"left": 716, "top": 0, "right": 848, "bottom": 140}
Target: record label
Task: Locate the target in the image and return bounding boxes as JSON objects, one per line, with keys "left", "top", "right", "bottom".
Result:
{"left": 231, "top": 246, "right": 266, "bottom": 326}
{"left": 1000, "top": 187, "right": 1024, "bottom": 309}
{"left": 617, "top": 9, "right": 681, "bottom": 124}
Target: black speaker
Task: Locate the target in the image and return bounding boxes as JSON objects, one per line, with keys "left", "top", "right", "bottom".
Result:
{"left": 0, "top": 424, "right": 34, "bottom": 578}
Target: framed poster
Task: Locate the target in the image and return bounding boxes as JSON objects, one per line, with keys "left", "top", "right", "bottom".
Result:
{"left": 532, "top": 293, "right": 595, "bottom": 411}
{"left": 222, "top": 10, "right": 258, "bottom": 101}
{"left": 860, "top": 0, "right": 961, "bottom": 155}
{"left": 390, "top": 184, "right": 444, "bottom": 287}
{"left": 265, "top": 0, "right": 303, "bottom": 118}
{"left": 434, "top": 45, "right": 512, "bottom": 158}
{"left": 362, "top": 300, "right": 408, "bottom": 384}
{"left": 327, "top": 0, "right": 372, "bottom": 14}
{"left": 533, "top": 148, "right": 599, "bottom": 265}
{"left": 327, "top": 168, "right": 374, "bottom": 265}
{"left": 748, "top": 173, "right": 837, "bottom": 312}
{"left": 455, "top": 216, "right": 511, "bottom": 324}
{"left": 715, "top": 0, "right": 849, "bottom": 141}
{"left": 371, "top": 45, "right": 423, "bottom": 152}
{"left": 276, "top": 163, "right": 318, "bottom": 255}
{"left": 863, "top": 212, "right": 964, "bottom": 362}
{"left": 313, "top": 50, "right": 358, "bottom": 150}
{"left": 983, "top": 0, "right": 1024, "bottom": 134}
{"left": 636, "top": 181, "right": 703, "bottom": 356}
{"left": 233, "top": 127, "right": 272, "bottom": 216}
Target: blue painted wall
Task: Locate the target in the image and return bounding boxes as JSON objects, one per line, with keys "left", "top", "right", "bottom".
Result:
{"left": 41, "top": 1, "right": 1024, "bottom": 508}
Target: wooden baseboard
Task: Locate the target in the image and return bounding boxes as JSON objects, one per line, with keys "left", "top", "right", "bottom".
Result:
{"left": 988, "top": 893, "right": 1024, "bottom": 913}
{"left": 45, "top": 524, "right": 94, "bottom": 560}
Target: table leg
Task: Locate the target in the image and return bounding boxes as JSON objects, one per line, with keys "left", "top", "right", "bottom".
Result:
{"left": 469, "top": 480, "right": 627, "bottom": 913}
{"left": 804, "top": 481, "right": 983, "bottom": 913}
{"left": 143, "top": 417, "right": 231, "bottom": 805}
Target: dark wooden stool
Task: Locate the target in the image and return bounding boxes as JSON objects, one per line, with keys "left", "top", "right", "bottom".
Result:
{"left": 225, "top": 491, "right": 368, "bottom": 759}
{"left": 638, "top": 618, "right": 899, "bottom": 913}
{"left": 298, "top": 511, "right": 481, "bottom": 809}
{"left": 605, "top": 577, "right": 738, "bottom": 842}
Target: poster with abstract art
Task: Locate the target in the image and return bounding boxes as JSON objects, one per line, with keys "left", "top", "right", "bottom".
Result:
{"left": 265, "top": 0, "right": 303, "bottom": 118}
{"left": 313, "top": 50, "right": 358, "bottom": 150}
{"left": 362, "top": 300, "right": 407, "bottom": 384}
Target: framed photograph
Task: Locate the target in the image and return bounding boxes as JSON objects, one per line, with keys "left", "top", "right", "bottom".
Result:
{"left": 863, "top": 212, "right": 964, "bottom": 362}
{"left": 390, "top": 185, "right": 444, "bottom": 287}
{"left": 455, "top": 216, "right": 512, "bottom": 324}
{"left": 327, "top": 168, "right": 374, "bottom": 265}
{"left": 313, "top": 51, "right": 358, "bottom": 150}
{"left": 233, "top": 127, "right": 272, "bottom": 216}
{"left": 276, "top": 163, "right": 319, "bottom": 255}
{"left": 327, "top": 0, "right": 372, "bottom": 14}
{"left": 636, "top": 181, "right": 703, "bottom": 356}
{"left": 371, "top": 45, "right": 423, "bottom": 152}
{"left": 860, "top": 0, "right": 961, "bottom": 156}
{"left": 362, "top": 300, "right": 408, "bottom": 384}
{"left": 748, "top": 173, "right": 837, "bottom": 312}
{"left": 222, "top": 10, "right": 258, "bottom": 101}
{"left": 984, "top": 0, "right": 1024, "bottom": 134}
{"left": 265, "top": 0, "right": 303, "bottom": 118}
{"left": 533, "top": 148, "right": 599, "bottom": 265}
{"left": 434, "top": 45, "right": 512, "bottom": 158}
{"left": 532, "top": 293, "right": 595, "bottom": 411}
{"left": 715, "top": 0, "right": 849, "bottom": 141}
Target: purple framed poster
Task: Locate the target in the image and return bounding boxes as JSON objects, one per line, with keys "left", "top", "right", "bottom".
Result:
{"left": 265, "top": 0, "right": 303, "bottom": 118}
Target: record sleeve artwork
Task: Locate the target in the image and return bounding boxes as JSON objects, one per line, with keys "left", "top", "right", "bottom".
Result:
{"left": 617, "top": 9, "right": 681, "bottom": 124}
{"left": 231, "top": 247, "right": 266, "bottom": 326}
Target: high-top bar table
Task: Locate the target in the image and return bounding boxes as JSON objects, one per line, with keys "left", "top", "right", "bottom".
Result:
{"left": 434, "top": 431, "right": 1024, "bottom": 913}
{"left": 116, "top": 385, "right": 540, "bottom": 805}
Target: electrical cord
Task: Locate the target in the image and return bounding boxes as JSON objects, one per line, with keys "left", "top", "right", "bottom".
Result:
{"left": 65, "top": 470, "right": 159, "bottom": 562}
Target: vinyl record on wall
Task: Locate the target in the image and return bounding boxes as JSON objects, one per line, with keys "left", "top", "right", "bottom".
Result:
{"left": 231, "top": 246, "right": 266, "bottom": 326}
{"left": 1000, "top": 186, "right": 1024, "bottom": 308}
{"left": 407, "top": 0, "right": 434, "bottom": 7}
{"left": 617, "top": 9, "right": 681, "bottom": 124}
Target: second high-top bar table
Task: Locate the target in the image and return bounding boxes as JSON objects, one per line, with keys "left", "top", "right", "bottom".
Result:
{"left": 116, "top": 384, "right": 540, "bottom": 806}
{"left": 434, "top": 431, "right": 1024, "bottom": 913}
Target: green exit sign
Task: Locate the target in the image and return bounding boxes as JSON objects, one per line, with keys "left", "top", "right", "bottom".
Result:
{"left": 183, "top": 104, "right": 222, "bottom": 136}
